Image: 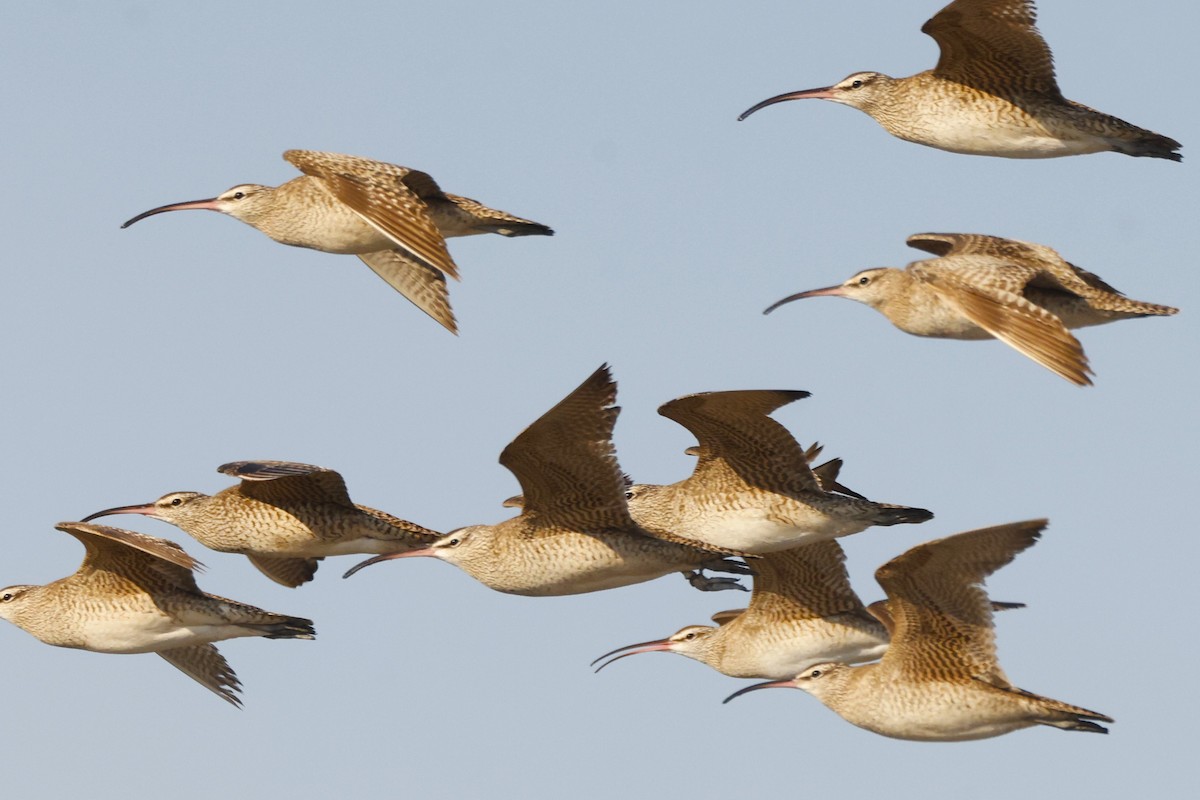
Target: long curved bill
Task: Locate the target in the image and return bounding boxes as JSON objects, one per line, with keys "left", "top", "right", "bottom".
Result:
{"left": 722, "top": 677, "right": 798, "bottom": 704}
{"left": 763, "top": 284, "right": 846, "bottom": 315}
{"left": 590, "top": 638, "right": 673, "bottom": 672}
{"left": 738, "top": 86, "right": 836, "bottom": 121}
{"left": 342, "top": 547, "right": 436, "bottom": 579}
{"left": 81, "top": 502, "right": 158, "bottom": 523}
{"left": 122, "top": 197, "right": 222, "bottom": 229}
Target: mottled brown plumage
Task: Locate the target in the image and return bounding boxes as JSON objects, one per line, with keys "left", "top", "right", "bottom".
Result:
{"left": 725, "top": 520, "right": 1113, "bottom": 741}
{"left": 739, "top": 0, "right": 1181, "bottom": 160}
{"left": 626, "top": 390, "right": 932, "bottom": 551}
{"left": 344, "top": 366, "right": 751, "bottom": 596}
{"left": 121, "top": 149, "right": 554, "bottom": 332}
{"left": 766, "top": 232, "right": 1178, "bottom": 386}
{"left": 83, "top": 460, "right": 439, "bottom": 588}
{"left": 593, "top": 542, "right": 888, "bottom": 679}
{"left": 0, "top": 522, "right": 315, "bottom": 706}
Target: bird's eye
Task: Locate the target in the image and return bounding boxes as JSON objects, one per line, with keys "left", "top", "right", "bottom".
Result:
{"left": 809, "top": 669, "right": 822, "bottom": 678}
{"left": 232, "top": 192, "right": 246, "bottom": 200}
{"left": 624, "top": 491, "right": 634, "bottom": 500}
{"left": 685, "top": 632, "right": 695, "bottom": 640}
{"left": 171, "top": 497, "right": 183, "bottom": 506}
{"left": 447, "top": 538, "right": 461, "bottom": 547}
{"left": 857, "top": 276, "right": 871, "bottom": 286}
{"left": 850, "top": 80, "right": 864, "bottom": 89}
{"left": 1, "top": 593, "right": 13, "bottom": 602}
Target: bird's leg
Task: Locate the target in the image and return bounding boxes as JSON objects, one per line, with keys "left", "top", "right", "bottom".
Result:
{"left": 683, "top": 569, "right": 749, "bottom": 592}
{"left": 703, "top": 557, "right": 753, "bottom": 575}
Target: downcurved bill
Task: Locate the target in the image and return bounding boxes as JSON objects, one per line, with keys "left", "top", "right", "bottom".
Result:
{"left": 342, "top": 548, "right": 436, "bottom": 579}
{"left": 722, "top": 677, "right": 799, "bottom": 704}
{"left": 763, "top": 284, "right": 846, "bottom": 315}
{"left": 81, "top": 502, "right": 158, "bottom": 522}
{"left": 737, "top": 86, "right": 836, "bottom": 121}
{"left": 121, "top": 197, "right": 222, "bottom": 228}
{"left": 590, "top": 638, "right": 674, "bottom": 672}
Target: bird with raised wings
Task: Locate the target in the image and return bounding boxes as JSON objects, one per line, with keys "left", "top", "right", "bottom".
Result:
{"left": 724, "top": 520, "right": 1113, "bottom": 740}
{"left": 739, "top": 0, "right": 1181, "bottom": 160}
{"left": 344, "top": 365, "right": 752, "bottom": 596}
{"left": 625, "top": 389, "right": 932, "bottom": 551}
{"left": 593, "top": 541, "right": 889, "bottom": 679}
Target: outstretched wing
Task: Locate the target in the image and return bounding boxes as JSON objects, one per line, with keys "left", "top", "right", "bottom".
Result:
{"left": 747, "top": 542, "right": 867, "bottom": 623}
{"left": 499, "top": 365, "right": 634, "bottom": 532}
{"left": 158, "top": 644, "right": 243, "bottom": 707}
{"left": 218, "top": 461, "right": 357, "bottom": 509}
{"left": 56, "top": 521, "right": 203, "bottom": 591}
{"left": 914, "top": 259, "right": 1091, "bottom": 385}
{"left": 658, "top": 390, "right": 819, "bottom": 495}
{"left": 922, "top": 0, "right": 1060, "bottom": 97}
{"left": 875, "top": 519, "right": 1046, "bottom": 685}
{"left": 283, "top": 149, "right": 460, "bottom": 280}
{"left": 356, "top": 250, "right": 456, "bottom": 334}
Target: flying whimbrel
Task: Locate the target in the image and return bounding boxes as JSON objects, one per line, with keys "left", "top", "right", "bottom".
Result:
{"left": 624, "top": 390, "right": 932, "bottom": 552}
{"left": 0, "top": 522, "right": 315, "bottom": 707}
{"left": 82, "top": 460, "right": 440, "bottom": 588}
{"left": 121, "top": 149, "right": 554, "bottom": 332}
{"left": 764, "top": 232, "right": 1178, "bottom": 386}
{"left": 738, "top": 0, "right": 1181, "bottom": 160}
{"left": 343, "top": 365, "right": 753, "bottom": 596}
{"left": 592, "top": 541, "right": 889, "bottom": 679}
{"left": 724, "top": 520, "right": 1114, "bottom": 740}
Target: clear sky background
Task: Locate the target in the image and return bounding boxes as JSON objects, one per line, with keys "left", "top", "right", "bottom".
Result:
{"left": 0, "top": 1, "right": 1194, "bottom": 797}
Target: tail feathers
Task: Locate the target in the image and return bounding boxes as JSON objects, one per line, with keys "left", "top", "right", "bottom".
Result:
{"left": 1120, "top": 133, "right": 1183, "bottom": 162}
{"left": 1020, "top": 689, "right": 1114, "bottom": 733}
{"left": 1085, "top": 293, "right": 1179, "bottom": 317}
{"left": 990, "top": 600, "right": 1026, "bottom": 612}
{"left": 444, "top": 194, "right": 555, "bottom": 236}
{"left": 254, "top": 616, "right": 317, "bottom": 640}
{"left": 1039, "top": 711, "right": 1112, "bottom": 734}
{"left": 873, "top": 504, "right": 934, "bottom": 526}
{"left": 488, "top": 220, "right": 555, "bottom": 237}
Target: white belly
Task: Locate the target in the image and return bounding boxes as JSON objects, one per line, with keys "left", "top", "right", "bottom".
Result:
{"left": 77, "top": 611, "right": 253, "bottom": 654}
{"left": 664, "top": 505, "right": 860, "bottom": 553}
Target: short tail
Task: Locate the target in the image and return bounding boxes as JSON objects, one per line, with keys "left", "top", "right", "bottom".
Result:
{"left": 256, "top": 616, "right": 317, "bottom": 640}
{"left": 445, "top": 193, "right": 555, "bottom": 236}
{"left": 873, "top": 504, "right": 934, "bottom": 526}
{"left": 1038, "top": 708, "right": 1113, "bottom": 734}
{"left": 1021, "top": 689, "right": 1114, "bottom": 733}
{"left": 490, "top": 219, "right": 555, "bottom": 237}
{"left": 1110, "top": 129, "right": 1182, "bottom": 162}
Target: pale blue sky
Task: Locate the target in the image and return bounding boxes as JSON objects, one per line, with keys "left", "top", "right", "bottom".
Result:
{"left": 0, "top": 1, "right": 1194, "bottom": 797}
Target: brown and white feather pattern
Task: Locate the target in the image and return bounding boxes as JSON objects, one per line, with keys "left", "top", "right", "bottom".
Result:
{"left": 770, "top": 231, "right": 1177, "bottom": 386}
{"left": 659, "top": 390, "right": 821, "bottom": 495}
{"left": 924, "top": 0, "right": 1057, "bottom": 96}
{"left": 0, "top": 522, "right": 315, "bottom": 706}
{"left": 626, "top": 390, "right": 932, "bottom": 551}
{"left": 727, "top": 520, "right": 1115, "bottom": 740}
{"left": 874, "top": 519, "right": 1045, "bottom": 684}
{"left": 749, "top": 542, "right": 870, "bottom": 625}
{"left": 283, "top": 149, "right": 459, "bottom": 280}
{"left": 69, "top": 522, "right": 206, "bottom": 589}
{"left": 498, "top": 367, "right": 739, "bottom": 556}
{"left": 500, "top": 364, "right": 632, "bottom": 534}
{"left": 158, "top": 644, "right": 243, "bottom": 707}
{"left": 80, "top": 461, "right": 441, "bottom": 588}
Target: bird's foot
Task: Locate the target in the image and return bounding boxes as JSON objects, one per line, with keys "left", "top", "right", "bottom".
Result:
{"left": 684, "top": 570, "right": 748, "bottom": 592}
{"left": 702, "top": 557, "right": 752, "bottom": 576}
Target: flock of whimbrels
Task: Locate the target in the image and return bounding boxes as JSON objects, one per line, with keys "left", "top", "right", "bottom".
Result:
{"left": 0, "top": 0, "right": 1182, "bottom": 738}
